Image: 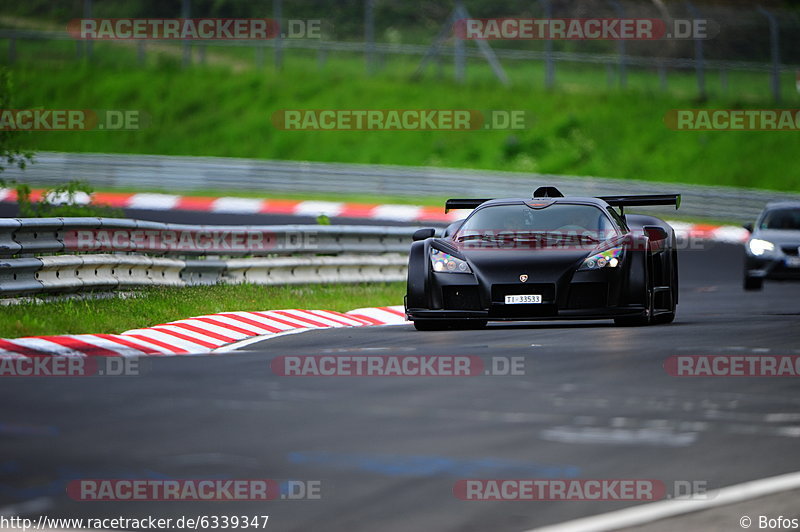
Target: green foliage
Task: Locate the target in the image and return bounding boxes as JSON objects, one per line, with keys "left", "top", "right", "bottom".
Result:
{"left": 5, "top": 45, "right": 800, "bottom": 193}
{"left": 0, "top": 68, "right": 34, "bottom": 176}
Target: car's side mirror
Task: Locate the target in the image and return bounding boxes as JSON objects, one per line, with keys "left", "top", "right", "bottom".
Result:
{"left": 412, "top": 228, "right": 436, "bottom": 241}
{"left": 643, "top": 225, "right": 668, "bottom": 242}
{"left": 743, "top": 223, "right": 753, "bottom": 232}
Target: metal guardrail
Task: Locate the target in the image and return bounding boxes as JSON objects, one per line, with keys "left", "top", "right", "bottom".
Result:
{"left": 4, "top": 152, "right": 800, "bottom": 223}
{"left": 0, "top": 217, "right": 417, "bottom": 258}
{"left": 0, "top": 254, "right": 406, "bottom": 297}
{"left": 0, "top": 217, "right": 414, "bottom": 297}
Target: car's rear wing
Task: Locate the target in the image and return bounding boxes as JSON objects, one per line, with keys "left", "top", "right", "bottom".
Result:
{"left": 445, "top": 199, "right": 492, "bottom": 213}
{"left": 598, "top": 194, "right": 681, "bottom": 211}
{"left": 444, "top": 193, "right": 681, "bottom": 213}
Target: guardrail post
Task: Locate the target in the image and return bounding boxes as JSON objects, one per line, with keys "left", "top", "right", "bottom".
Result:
{"left": 685, "top": 1, "right": 705, "bottom": 99}
{"left": 757, "top": 6, "right": 781, "bottom": 104}
{"left": 609, "top": 0, "right": 627, "bottom": 89}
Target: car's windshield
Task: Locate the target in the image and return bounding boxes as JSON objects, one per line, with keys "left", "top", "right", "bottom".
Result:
{"left": 760, "top": 208, "right": 800, "bottom": 230}
{"left": 455, "top": 203, "right": 618, "bottom": 242}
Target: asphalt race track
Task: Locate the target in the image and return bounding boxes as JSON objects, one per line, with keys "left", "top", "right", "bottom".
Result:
{"left": 2, "top": 241, "right": 800, "bottom": 531}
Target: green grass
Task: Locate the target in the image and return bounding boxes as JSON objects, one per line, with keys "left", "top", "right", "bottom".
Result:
{"left": 0, "top": 282, "right": 405, "bottom": 337}
{"left": 4, "top": 38, "right": 800, "bottom": 194}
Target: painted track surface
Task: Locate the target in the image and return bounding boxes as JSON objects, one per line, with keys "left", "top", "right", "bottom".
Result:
{"left": 1, "top": 242, "right": 799, "bottom": 531}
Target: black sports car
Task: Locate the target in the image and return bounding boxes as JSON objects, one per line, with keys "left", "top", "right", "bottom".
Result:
{"left": 743, "top": 201, "right": 800, "bottom": 290}
{"left": 405, "top": 187, "right": 680, "bottom": 330}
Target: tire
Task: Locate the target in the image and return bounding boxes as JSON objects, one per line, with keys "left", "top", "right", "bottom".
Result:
{"left": 744, "top": 275, "right": 763, "bottom": 291}
{"left": 652, "top": 311, "right": 675, "bottom": 325}
{"left": 652, "top": 257, "right": 678, "bottom": 325}
{"left": 616, "top": 253, "right": 654, "bottom": 326}
{"left": 413, "top": 320, "right": 450, "bottom": 331}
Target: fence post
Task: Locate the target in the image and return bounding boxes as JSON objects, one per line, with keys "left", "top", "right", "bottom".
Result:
{"left": 137, "top": 40, "right": 146, "bottom": 65}
{"left": 256, "top": 42, "right": 264, "bottom": 68}
{"left": 658, "top": 60, "right": 667, "bottom": 91}
{"left": 365, "top": 0, "right": 375, "bottom": 75}
{"left": 685, "top": 1, "right": 705, "bottom": 99}
{"left": 757, "top": 6, "right": 781, "bottom": 104}
{"left": 609, "top": 0, "right": 626, "bottom": 88}
{"left": 273, "top": 0, "right": 283, "bottom": 70}
{"left": 83, "top": 0, "right": 93, "bottom": 61}
{"left": 181, "top": 0, "right": 191, "bottom": 68}
{"left": 453, "top": 1, "right": 465, "bottom": 83}
{"left": 538, "top": 0, "right": 554, "bottom": 89}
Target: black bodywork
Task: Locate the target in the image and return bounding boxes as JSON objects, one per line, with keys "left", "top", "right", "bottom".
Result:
{"left": 743, "top": 201, "right": 800, "bottom": 291}
{"left": 405, "top": 188, "right": 680, "bottom": 330}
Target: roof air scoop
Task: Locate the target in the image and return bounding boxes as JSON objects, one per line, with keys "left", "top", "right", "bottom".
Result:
{"left": 533, "top": 186, "right": 564, "bottom": 198}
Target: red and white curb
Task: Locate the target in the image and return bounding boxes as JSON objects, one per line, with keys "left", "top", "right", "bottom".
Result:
{"left": 0, "top": 188, "right": 455, "bottom": 223}
{"left": 0, "top": 188, "right": 751, "bottom": 241}
{"left": 0, "top": 306, "right": 408, "bottom": 358}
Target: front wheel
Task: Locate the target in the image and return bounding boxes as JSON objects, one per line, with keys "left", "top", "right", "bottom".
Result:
{"left": 651, "top": 311, "right": 675, "bottom": 325}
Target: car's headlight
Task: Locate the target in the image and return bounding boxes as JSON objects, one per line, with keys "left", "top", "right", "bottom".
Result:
{"left": 579, "top": 246, "right": 623, "bottom": 271}
{"left": 430, "top": 248, "right": 472, "bottom": 273}
{"left": 748, "top": 238, "right": 775, "bottom": 256}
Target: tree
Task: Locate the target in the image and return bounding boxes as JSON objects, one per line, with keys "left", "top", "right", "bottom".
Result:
{"left": 0, "top": 67, "right": 33, "bottom": 178}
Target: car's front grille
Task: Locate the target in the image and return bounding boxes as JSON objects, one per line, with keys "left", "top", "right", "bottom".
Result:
{"left": 491, "top": 283, "right": 556, "bottom": 303}
{"left": 442, "top": 286, "right": 482, "bottom": 310}
{"left": 566, "top": 282, "right": 608, "bottom": 309}
{"left": 781, "top": 246, "right": 800, "bottom": 257}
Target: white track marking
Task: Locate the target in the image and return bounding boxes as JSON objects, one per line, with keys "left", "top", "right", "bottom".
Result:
{"left": 126, "top": 193, "right": 180, "bottom": 210}
{"left": 210, "top": 197, "right": 265, "bottom": 213}
{"left": 527, "top": 470, "right": 800, "bottom": 532}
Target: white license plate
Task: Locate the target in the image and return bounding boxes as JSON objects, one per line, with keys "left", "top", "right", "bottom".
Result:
{"left": 505, "top": 294, "right": 542, "bottom": 304}
{"left": 785, "top": 257, "right": 800, "bottom": 268}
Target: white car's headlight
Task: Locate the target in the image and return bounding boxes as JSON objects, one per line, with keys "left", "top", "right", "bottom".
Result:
{"left": 430, "top": 248, "right": 472, "bottom": 273}
{"left": 748, "top": 238, "right": 775, "bottom": 256}
{"left": 579, "top": 246, "right": 623, "bottom": 271}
